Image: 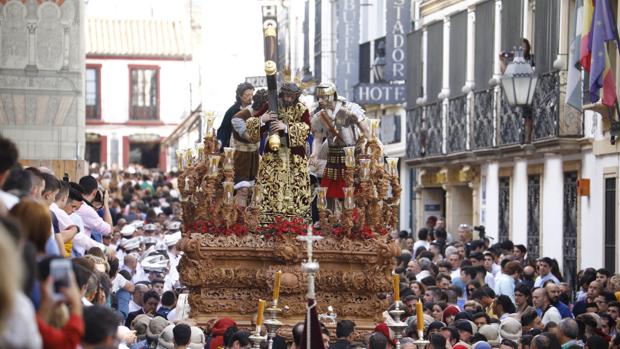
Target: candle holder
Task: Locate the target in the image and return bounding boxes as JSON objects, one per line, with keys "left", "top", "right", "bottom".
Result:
{"left": 223, "top": 147, "right": 235, "bottom": 170}
{"left": 263, "top": 304, "right": 283, "bottom": 349}
{"left": 248, "top": 332, "right": 267, "bottom": 349}
{"left": 387, "top": 302, "right": 409, "bottom": 349}
{"left": 185, "top": 148, "right": 194, "bottom": 168}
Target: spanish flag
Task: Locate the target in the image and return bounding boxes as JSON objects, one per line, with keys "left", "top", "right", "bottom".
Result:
{"left": 580, "top": 0, "right": 595, "bottom": 71}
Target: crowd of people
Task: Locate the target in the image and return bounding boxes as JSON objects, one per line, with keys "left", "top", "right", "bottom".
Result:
{"left": 2, "top": 125, "right": 620, "bottom": 349}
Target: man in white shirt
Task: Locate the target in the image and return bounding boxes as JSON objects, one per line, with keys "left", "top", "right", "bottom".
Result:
{"left": 532, "top": 288, "right": 561, "bottom": 325}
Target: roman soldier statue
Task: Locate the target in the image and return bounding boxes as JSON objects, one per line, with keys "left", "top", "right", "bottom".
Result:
{"left": 310, "top": 82, "right": 370, "bottom": 200}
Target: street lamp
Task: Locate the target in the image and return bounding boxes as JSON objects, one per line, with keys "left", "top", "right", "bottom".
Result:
{"left": 500, "top": 49, "right": 537, "bottom": 107}
{"left": 500, "top": 48, "right": 537, "bottom": 143}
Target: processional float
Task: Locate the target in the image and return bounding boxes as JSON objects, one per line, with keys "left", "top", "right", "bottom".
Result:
{"left": 175, "top": 18, "right": 431, "bottom": 344}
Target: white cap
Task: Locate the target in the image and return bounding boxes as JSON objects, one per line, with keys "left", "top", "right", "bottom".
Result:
{"left": 166, "top": 221, "right": 182, "bottom": 230}
{"left": 144, "top": 223, "right": 158, "bottom": 231}
{"left": 142, "top": 254, "right": 169, "bottom": 273}
{"left": 121, "top": 237, "right": 142, "bottom": 251}
{"left": 130, "top": 221, "right": 144, "bottom": 229}
{"left": 120, "top": 225, "right": 136, "bottom": 237}
{"left": 164, "top": 231, "right": 182, "bottom": 247}
{"left": 234, "top": 181, "right": 254, "bottom": 190}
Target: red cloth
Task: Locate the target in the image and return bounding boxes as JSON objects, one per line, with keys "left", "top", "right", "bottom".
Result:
{"left": 208, "top": 318, "right": 237, "bottom": 349}
{"left": 37, "top": 313, "right": 84, "bottom": 349}
{"left": 320, "top": 176, "right": 345, "bottom": 199}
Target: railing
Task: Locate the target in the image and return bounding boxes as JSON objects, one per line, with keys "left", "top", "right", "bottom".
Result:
{"left": 471, "top": 88, "right": 495, "bottom": 149}
{"left": 446, "top": 95, "right": 468, "bottom": 153}
{"left": 424, "top": 101, "right": 443, "bottom": 156}
{"left": 405, "top": 70, "right": 580, "bottom": 160}
{"left": 406, "top": 107, "right": 424, "bottom": 159}
{"left": 532, "top": 70, "right": 560, "bottom": 140}
{"left": 499, "top": 96, "right": 522, "bottom": 145}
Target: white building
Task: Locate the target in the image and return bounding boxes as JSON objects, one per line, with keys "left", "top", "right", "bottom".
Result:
{"left": 84, "top": 0, "right": 201, "bottom": 171}
{"left": 405, "top": 0, "right": 620, "bottom": 285}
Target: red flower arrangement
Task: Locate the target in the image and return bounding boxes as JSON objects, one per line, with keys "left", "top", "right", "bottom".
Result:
{"left": 260, "top": 216, "right": 309, "bottom": 239}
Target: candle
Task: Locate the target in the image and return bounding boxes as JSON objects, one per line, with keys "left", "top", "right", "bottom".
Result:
{"left": 223, "top": 147, "right": 235, "bottom": 170}
{"left": 208, "top": 155, "right": 221, "bottom": 176}
{"left": 393, "top": 273, "right": 400, "bottom": 302}
{"left": 185, "top": 148, "right": 194, "bottom": 167}
{"left": 359, "top": 159, "right": 371, "bottom": 181}
{"left": 196, "top": 143, "right": 205, "bottom": 162}
{"left": 316, "top": 187, "right": 327, "bottom": 210}
{"left": 176, "top": 149, "right": 184, "bottom": 170}
{"left": 257, "top": 299, "right": 266, "bottom": 327}
{"left": 386, "top": 157, "right": 399, "bottom": 176}
{"left": 416, "top": 299, "right": 424, "bottom": 334}
{"left": 223, "top": 181, "right": 234, "bottom": 205}
{"left": 369, "top": 119, "right": 380, "bottom": 140}
{"left": 343, "top": 187, "right": 355, "bottom": 210}
{"left": 205, "top": 113, "right": 215, "bottom": 134}
{"left": 273, "top": 270, "right": 282, "bottom": 304}
{"left": 344, "top": 146, "right": 356, "bottom": 168}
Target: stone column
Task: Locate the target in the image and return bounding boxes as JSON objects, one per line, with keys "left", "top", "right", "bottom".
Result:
{"left": 492, "top": 0, "right": 502, "bottom": 83}
{"left": 512, "top": 158, "right": 528, "bottom": 245}
{"left": 542, "top": 154, "right": 564, "bottom": 263}
{"left": 439, "top": 16, "right": 450, "bottom": 99}
{"left": 485, "top": 162, "right": 500, "bottom": 240}
{"left": 464, "top": 7, "right": 476, "bottom": 93}
{"left": 553, "top": 0, "right": 569, "bottom": 70}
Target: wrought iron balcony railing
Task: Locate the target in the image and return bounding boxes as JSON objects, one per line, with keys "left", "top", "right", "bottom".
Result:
{"left": 424, "top": 101, "right": 443, "bottom": 156}
{"left": 446, "top": 95, "right": 468, "bottom": 153}
{"left": 471, "top": 88, "right": 495, "bottom": 150}
{"left": 532, "top": 70, "right": 560, "bottom": 140}
{"left": 406, "top": 107, "right": 424, "bottom": 159}
{"left": 405, "top": 70, "right": 581, "bottom": 160}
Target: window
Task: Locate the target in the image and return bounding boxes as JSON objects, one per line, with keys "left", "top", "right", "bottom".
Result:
{"left": 359, "top": 41, "right": 371, "bottom": 83}
{"left": 129, "top": 66, "right": 159, "bottom": 120}
{"left": 604, "top": 177, "right": 617, "bottom": 273}
{"left": 85, "top": 65, "right": 101, "bottom": 119}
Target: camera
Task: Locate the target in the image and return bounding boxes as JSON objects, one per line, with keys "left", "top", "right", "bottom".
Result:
{"left": 501, "top": 51, "right": 514, "bottom": 60}
{"left": 474, "top": 225, "right": 486, "bottom": 239}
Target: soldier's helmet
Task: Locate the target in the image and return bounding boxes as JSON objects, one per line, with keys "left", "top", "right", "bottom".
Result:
{"left": 315, "top": 81, "right": 338, "bottom": 100}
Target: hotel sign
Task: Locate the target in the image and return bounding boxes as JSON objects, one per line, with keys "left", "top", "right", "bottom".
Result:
{"left": 336, "top": 0, "right": 360, "bottom": 100}
{"left": 354, "top": 83, "right": 405, "bottom": 105}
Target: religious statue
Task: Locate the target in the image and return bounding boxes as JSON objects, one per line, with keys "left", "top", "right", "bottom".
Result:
{"left": 230, "top": 89, "right": 269, "bottom": 181}
{"left": 310, "top": 82, "right": 370, "bottom": 200}
{"left": 218, "top": 82, "right": 255, "bottom": 150}
{"left": 255, "top": 83, "right": 312, "bottom": 224}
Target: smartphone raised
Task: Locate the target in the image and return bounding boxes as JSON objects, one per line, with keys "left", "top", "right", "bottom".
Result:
{"left": 50, "top": 259, "right": 72, "bottom": 301}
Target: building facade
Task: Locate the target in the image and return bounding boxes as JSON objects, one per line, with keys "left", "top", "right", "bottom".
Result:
{"left": 84, "top": 0, "right": 201, "bottom": 171}
{"left": 0, "top": 0, "right": 87, "bottom": 180}
{"left": 405, "top": 0, "right": 620, "bottom": 285}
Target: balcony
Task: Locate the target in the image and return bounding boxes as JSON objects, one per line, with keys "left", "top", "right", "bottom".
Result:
{"left": 406, "top": 70, "right": 583, "bottom": 163}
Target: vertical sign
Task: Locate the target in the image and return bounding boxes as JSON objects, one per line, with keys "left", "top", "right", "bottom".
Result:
{"left": 385, "top": 0, "right": 411, "bottom": 82}
{"left": 336, "top": 0, "right": 360, "bottom": 100}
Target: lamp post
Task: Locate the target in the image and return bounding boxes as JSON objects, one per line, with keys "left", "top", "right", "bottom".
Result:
{"left": 500, "top": 49, "right": 537, "bottom": 144}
